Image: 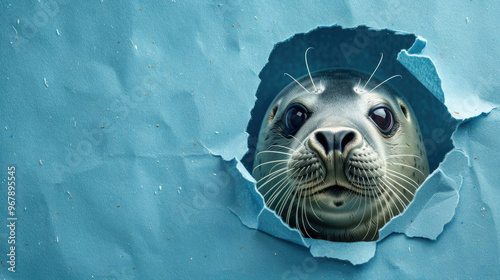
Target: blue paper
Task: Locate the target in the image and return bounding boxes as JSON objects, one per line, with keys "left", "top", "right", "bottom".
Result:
{"left": 0, "top": 0, "right": 499, "bottom": 278}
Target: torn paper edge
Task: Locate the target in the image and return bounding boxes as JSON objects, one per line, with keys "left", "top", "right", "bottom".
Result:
{"left": 209, "top": 28, "right": 495, "bottom": 265}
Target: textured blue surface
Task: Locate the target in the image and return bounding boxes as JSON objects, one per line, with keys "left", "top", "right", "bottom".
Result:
{"left": 0, "top": 1, "right": 499, "bottom": 279}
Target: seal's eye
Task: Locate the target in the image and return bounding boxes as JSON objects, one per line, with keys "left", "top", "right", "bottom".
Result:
{"left": 369, "top": 107, "right": 394, "bottom": 134}
{"left": 284, "top": 104, "right": 308, "bottom": 135}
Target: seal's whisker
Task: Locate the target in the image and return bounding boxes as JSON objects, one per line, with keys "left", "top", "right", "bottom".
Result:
{"left": 386, "top": 162, "right": 426, "bottom": 177}
{"left": 385, "top": 176, "right": 415, "bottom": 200}
{"left": 374, "top": 179, "right": 392, "bottom": 226}
{"left": 350, "top": 197, "right": 367, "bottom": 233}
{"left": 381, "top": 177, "right": 411, "bottom": 206}
{"left": 377, "top": 181, "right": 392, "bottom": 231}
{"left": 361, "top": 163, "right": 388, "bottom": 222}
{"left": 369, "top": 75, "right": 402, "bottom": 92}
{"left": 256, "top": 165, "right": 287, "bottom": 184}
{"left": 351, "top": 188, "right": 369, "bottom": 232}
{"left": 382, "top": 178, "right": 407, "bottom": 214}
{"left": 361, "top": 176, "right": 376, "bottom": 241}
{"left": 376, "top": 177, "right": 398, "bottom": 220}
{"left": 257, "top": 166, "right": 288, "bottom": 186}
{"left": 361, "top": 188, "right": 375, "bottom": 241}
{"left": 387, "top": 176, "right": 413, "bottom": 203}
{"left": 299, "top": 175, "right": 319, "bottom": 236}
{"left": 256, "top": 150, "right": 294, "bottom": 157}
{"left": 285, "top": 179, "right": 300, "bottom": 226}
{"left": 265, "top": 168, "right": 296, "bottom": 203}
{"left": 372, "top": 189, "right": 381, "bottom": 241}
{"left": 384, "top": 154, "right": 422, "bottom": 159}
{"left": 268, "top": 179, "right": 293, "bottom": 211}
{"left": 362, "top": 170, "right": 381, "bottom": 241}
{"left": 271, "top": 173, "right": 296, "bottom": 216}
{"left": 343, "top": 189, "right": 357, "bottom": 209}
{"left": 302, "top": 188, "right": 320, "bottom": 236}
{"left": 308, "top": 177, "right": 329, "bottom": 210}
{"left": 296, "top": 177, "right": 306, "bottom": 237}
{"left": 272, "top": 180, "right": 289, "bottom": 217}
{"left": 284, "top": 73, "right": 311, "bottom": 93}
{"left": 385, "top": 169, "right": 420, "bottom": 190}
{"left": 307, "top": 190, "right": 322, "bottom": 222}
{"left": 297, "top": 175, "right": 314, "bottom": 238}
{"left": 277, "top": 183, "right": 295, "bottom": 219}
{"left": 268, "top": 144, "right": 298, "bottom": 152}
{"left": 290, "top": 135, "right": 307, "bottom": 149}
{"left": 253, "top": 159, "right": 290, "bottom": 173}
{"left": 292, "top": 174, "right": 307, "bottom": 229}
{"left": 305, "top": 47, "right": 318, "bottom": 93}
{"left": 362, "top": 53, "right": 383, "bottom": 91}
{"left": 268, "top": 166, "right": 301, "bottom": 200}
{"left": 262, "top": 180, "right": 290, "bottom": 207}
{"left": 365, "top": 188, "right": 380, "bottom": 241}
{"left": 275, "top": 169, "right": 302, "bottom": 217}
{"left": 348, "top": 188, "right": 362, "bottom": 212}
{"left": 274, "top": 183, "right": 292, "bottom": 218}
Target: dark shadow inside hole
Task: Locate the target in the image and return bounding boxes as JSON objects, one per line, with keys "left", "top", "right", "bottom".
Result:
{"left": 242, "top": 25, "right": 458, "bottom": 174}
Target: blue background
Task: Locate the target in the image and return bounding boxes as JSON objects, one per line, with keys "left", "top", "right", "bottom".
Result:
{"left": 0, "top": 1, "right": 499, "bottom": 279}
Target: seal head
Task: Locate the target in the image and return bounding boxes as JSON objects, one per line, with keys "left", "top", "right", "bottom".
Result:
{"left": 253, "top": 69, "right": 429, "bottom": 242}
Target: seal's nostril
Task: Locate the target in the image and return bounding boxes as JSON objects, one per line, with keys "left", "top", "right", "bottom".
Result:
{"left": 313, "top": 129, "right": 356, "bottom": 155}
{"left": 316, "top": 131, "right": 330, "bottom": 154}
{"left": 340, "top": 132, "right": 355, "bottom": 152}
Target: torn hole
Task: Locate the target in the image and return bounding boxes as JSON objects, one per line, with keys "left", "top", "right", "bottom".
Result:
{"left": 240, "top": 26, "right": 458, "bottom": 244}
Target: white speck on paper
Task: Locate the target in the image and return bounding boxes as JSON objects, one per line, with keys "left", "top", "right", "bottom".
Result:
{"left": 11, "top": 26, "right": 18, "bottom": 42}
{"left": 130, "top": 39, "right": 138, "bottom": 50}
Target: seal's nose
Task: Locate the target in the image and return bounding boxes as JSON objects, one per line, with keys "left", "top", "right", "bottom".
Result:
{"left": 310, "top": 128, "right": 359, "bottom": 157}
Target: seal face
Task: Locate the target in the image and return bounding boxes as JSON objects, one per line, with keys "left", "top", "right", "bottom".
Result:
{"left": 252, "top": 69, "right": 429, "bottom": 242}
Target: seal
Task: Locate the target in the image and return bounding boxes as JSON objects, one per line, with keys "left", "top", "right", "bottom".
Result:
{"left": 252, "top": 52, "right": 429, "bottom": 242}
